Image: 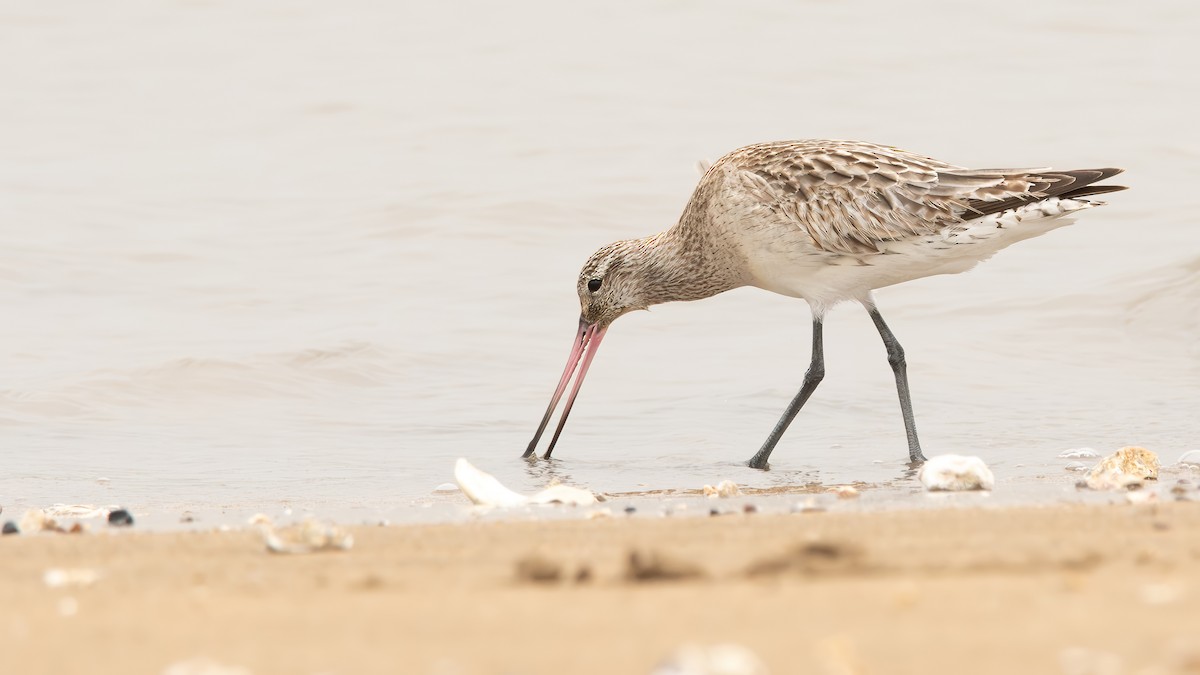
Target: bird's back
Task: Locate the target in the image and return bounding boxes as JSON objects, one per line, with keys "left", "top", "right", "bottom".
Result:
{"left": 679, "top": 140, "right": 1125, "bottom": 307}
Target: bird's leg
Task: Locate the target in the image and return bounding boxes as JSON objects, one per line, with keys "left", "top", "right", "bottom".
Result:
{"left": 866, "top": 307, "right": 926, "bottom": 464}
{"left": 747, "top": 317, "right": 824, "bottom": 470}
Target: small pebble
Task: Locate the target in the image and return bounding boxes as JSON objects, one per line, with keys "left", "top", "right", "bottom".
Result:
{"left": 709, "top": 508, "right": 721, "bottom": 517}
{"left": 107, "top": 509, "right": 134, "bottom": 527}
{"left": 2, "top": 521, "right": 18, "bottom": 535}
{"left": 624, "top": 506, "right": 637, "bottom": 515}
{"left": 179, "top": 512, "right": 196, "bottom": 523}
{"left": 742, "top": 503, "right": 758, "bottom": 514}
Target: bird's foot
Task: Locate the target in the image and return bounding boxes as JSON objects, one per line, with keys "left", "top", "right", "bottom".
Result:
{"left": 745, "top": 456, "right": 771, "bottom": 471}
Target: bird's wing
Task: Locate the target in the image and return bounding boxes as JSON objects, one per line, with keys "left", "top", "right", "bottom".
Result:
{"left": 722, "top": 141, "right": 1121, "bottom": 255}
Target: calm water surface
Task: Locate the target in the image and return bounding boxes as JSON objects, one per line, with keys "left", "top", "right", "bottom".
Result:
{"left": 1, "top": 0, "right": 1197, "bottom": 525}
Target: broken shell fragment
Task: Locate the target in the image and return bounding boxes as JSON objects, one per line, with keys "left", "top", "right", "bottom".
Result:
{"left": 829, "top": 485, "right": 859, "bottom": 499}
{"left": 1058, "top": 448, "right": 1100, "bottom": 459}
{"left": 702, "top": 480, "right": 740, "bottom": 498}
{"left": 1086, "top": 446, "right": 1159, "bottom": 491}
{"left": 918, "top": 454, "right": 994, "bottom": 491}
{"left": 258, "top": 518, "right": 353, "bottom": 554}
{"left": 1177, "top": 450, "right": 1200, "bottom": 469}
{"left": 44, "top": 504, "right": 107, "bottom": 519}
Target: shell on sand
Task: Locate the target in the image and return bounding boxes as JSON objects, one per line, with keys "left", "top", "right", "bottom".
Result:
{"left": 257, "top": 517, "right": 353, "bottom": 554}
{"left": 454, "top": 458, "right": 597, "bottom": 507}
{"left": 1086, "top": 446, "right": 1159, "bottom": 491}
{"left": 918, "top": 455, "right": 994, "bottom": 491}
{"left": 703, "top": 481, "right": 740, "bottom": 499}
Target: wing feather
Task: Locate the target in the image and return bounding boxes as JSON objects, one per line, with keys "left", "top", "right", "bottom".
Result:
{"left": 716, "top": 140, "right": 1124, "bottom": 255}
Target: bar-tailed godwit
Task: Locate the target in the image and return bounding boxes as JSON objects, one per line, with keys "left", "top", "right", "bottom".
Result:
{"left": 522, "top": 140, "right": 1125, "bottom": 469}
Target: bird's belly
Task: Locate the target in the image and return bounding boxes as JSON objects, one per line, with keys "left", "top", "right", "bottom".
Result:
{"left": 737, "top": 206, "right": 1082, "bottom": 311}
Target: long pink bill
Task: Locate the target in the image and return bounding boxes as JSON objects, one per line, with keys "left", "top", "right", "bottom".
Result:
{"left": 522, "top": 315, "right": 607, "bottom": 460}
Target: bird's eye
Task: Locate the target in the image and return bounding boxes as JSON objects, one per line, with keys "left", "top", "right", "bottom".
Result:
{"left": 587, "top": 278, "right": 602, "bottom": 293}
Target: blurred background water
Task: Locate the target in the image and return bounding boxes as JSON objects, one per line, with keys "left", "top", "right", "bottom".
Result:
{"left": 1, "top": 0, "right": 1196, "bottom": 523}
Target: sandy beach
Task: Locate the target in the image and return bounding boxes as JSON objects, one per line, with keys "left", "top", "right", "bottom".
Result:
{"left": 3, "top": 501, "right": 1198, "bottom": 674}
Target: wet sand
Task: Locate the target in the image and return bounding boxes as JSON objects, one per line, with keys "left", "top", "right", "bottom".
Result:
{"left": 3, "top": 502, "right": 1198, "bottom": 675}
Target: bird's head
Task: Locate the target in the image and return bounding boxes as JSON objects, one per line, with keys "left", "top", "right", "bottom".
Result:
{"left": 575, "top": 238, "right": 654, "bottom": 329}
{"left": 520, "top": 237, "right": 657, "bottom": 461}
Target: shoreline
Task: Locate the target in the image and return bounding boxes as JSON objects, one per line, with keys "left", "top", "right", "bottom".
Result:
{"left": 3, "top": 501, "right": 1198, "bottom": 674}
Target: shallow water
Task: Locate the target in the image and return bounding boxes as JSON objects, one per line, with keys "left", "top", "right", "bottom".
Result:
{"left": 1, "top": 0, "right": 1197, "bottom": 525}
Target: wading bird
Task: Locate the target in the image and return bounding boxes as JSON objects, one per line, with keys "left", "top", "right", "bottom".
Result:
{"left": 522, "top": 140, "right": 1125, "bottom": 469}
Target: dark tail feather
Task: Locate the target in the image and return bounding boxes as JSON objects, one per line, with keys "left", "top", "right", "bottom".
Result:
{"left": 963, "top": 167, "right": 1126, "bottom": 219}
{"left": 1060, "top": 183, "right": 1128, "bottom": 200}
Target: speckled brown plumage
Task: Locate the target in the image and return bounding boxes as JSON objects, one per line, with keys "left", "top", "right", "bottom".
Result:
{"left": 575, "top": 139, "right": 1124, "bottom": 325}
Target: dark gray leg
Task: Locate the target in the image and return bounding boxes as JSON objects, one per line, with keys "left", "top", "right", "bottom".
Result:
{"left": 747, "top": 318, "right": 824, "bottom": 470}
{"left": 867, "top": 307, "right": 926, "bottom": 463}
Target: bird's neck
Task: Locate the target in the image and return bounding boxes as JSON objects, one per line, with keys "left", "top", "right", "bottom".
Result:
{"left": 631, "top": 217, "right": 749, "bottom": 306}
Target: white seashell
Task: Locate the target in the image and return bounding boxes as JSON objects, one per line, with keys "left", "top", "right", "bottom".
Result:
{"left": 652, "top": 643, "right": 769, "bottom": 675}
{"left": 918, "top": 455, "right": 994, "bottom": 491}
{"left": 530, "top": 484, "right": 597, "bottom": 506}
{"left": 454, "top": 458, "right": 598, "bottom": 507}
{"left": 454, "top": 458, "right": 529, "bottom": 507}
{"left": 432, "top": 482, "right": 459, "bottom": 493}
{"left": 1058, "top": 448, "right": 1100, "bottom": 459}
{"left": 43, "top": 568, "right": 100, "bottom": 588}
{"left": 1177, "top": 450, "right": 1200, "bottom": 469}
{"left": 585, "top": 508, "right": 613, "bottom": 519}
{"left": 1086, "top": 446, "right": 1159, "bottom": 491}
{"left": 829, "top": 485, "right": 859, "bottom": 499}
